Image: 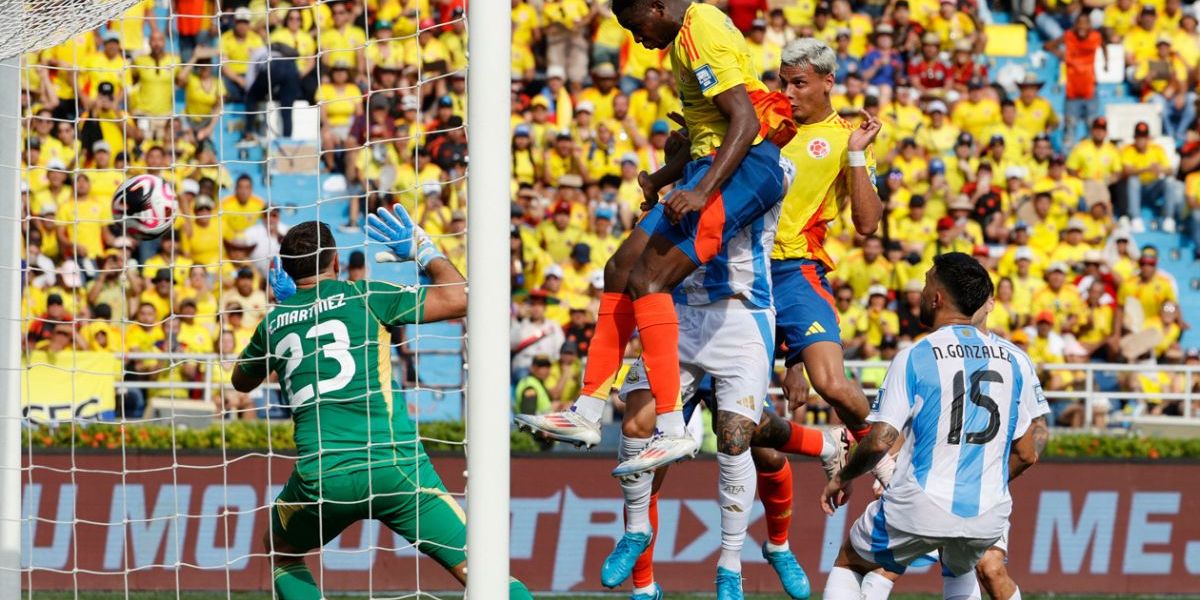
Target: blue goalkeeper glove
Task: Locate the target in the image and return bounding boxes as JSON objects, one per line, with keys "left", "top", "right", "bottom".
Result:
{"left": 269, "top": 256, "right": 297, "bottom": 302}
{"left": 366, "top": 205, "right": 444, "bottom": 270}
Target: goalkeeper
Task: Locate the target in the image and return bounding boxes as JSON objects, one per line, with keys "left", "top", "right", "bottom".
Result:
{"left": 233, "top": 206, "right": 532, "bottom": 600}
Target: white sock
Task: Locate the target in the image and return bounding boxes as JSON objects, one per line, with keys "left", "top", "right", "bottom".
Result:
{"left": 862, "top": 571, "right": 895, "bottom": 600}
{"left": 824, "top": 566, "right": 865, "bottom": 600}
{"left": 943, "top": 570, "right": 982, "bottom": 600}
{"left": 632, "top": 583, "right": 657, "bottom": 596}
{"left": 1009, "top": 586, "right": 1021, "bottom": 600}
{"left": 571, "top": 395, "right": 606, "bottom": 422}
{"left": 656, "top": 410, "right": 687, "bottom": 437}
{"left": 716, "top": 451, "right": 755, "bottom": 573}
{"left": 618, "top": 435, "right": 654, "bottom": 534}
{"left": 765, "top": 540, "right": 790, "bottom": 553}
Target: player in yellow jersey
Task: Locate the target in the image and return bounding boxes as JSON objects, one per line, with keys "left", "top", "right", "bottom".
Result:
{"left": 772, "top": 37, "right": 885, "bottom": 461}
{"left": 516, "top": 0, "right": 796, "bottom": 479}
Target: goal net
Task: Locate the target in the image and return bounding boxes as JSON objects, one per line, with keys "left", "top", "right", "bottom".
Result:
{"left": 9, "top": 0, "right": 508, "bottom": 597}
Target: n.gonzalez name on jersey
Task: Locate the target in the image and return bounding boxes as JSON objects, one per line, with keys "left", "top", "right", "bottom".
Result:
{"left": 239, "top": 279, "right": 428, "bottom": 481}
{"left": 774, "top": 113, "right": 877, "bottom": 269}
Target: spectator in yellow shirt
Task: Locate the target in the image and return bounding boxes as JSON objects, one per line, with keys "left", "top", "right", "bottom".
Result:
{"left": 1122, "top": 121, "right": 1184, "bottom": 233}
{"left": 139, "top": 269, "right": 176, "bottom": 321}
{"left": 82, "top": 32, "right": 131, "bottom": 107}
{"left": 829, "top": 0, "right": 874, "bottom": 57}
{"left": 1014, "top": 74, "right": 1059, "bottom": 136}
{"left": 1066, "top": 116, "right": 1124, "bottom": 201}
{"left": 55, "top": 174, "right": 112, "bottom": 260}
{"left": 1075, "top": 280, "right": 1116, "bottom": 358}
{"left": 219, "top": 8, "right": 266, "bottom": 102}
{"left": 628, "top": 68, "right": 679, "bottom": 136}
{"left": 1123, "top": 5, "right": 1161, "bottom": 64}
{"left": 220, "top": 175, "right": 266, "bottom": 240}
{"left": 1116, "top": 254, "right": 1178, "bottom": 328}
{"left": 930, "top": 0, "right": 978, "bottom": 51}
{"left": 1137, "top": 38, "right": 1195, "bottom": 147}
{"left": 577, "top": 62, "right": 620, "bottom": 124}
{"left": 1048, "top": 218, "right": 1092, "bottom": 267}
{"left": 916, "top": 100, "right": 960, "bottom": 157}
{"left": 537, "top": 201, "right": 584, "bottom": 264}
{"left": 129, "top": 31, "right": 181, "bottom": 135}
{"left": 1104, "top": 0, "right": 1140, "bottom": 41}
{"left": 863, "top": 284, "right": 899, "bottom": 356}
{"left": 837, "top": 236, "right": 893, "bottom": 299}
{"left": 986, "top": 100, "right": 1033, "bottom": 163}
{"left": 891, "top": 194, "right": 937, "bottom": 254}
{"left": 951, "top": 78, "right": 1001, "bottom": 140}
{"left": 1032, "top": 261, "right": 1084, "bottom": 334}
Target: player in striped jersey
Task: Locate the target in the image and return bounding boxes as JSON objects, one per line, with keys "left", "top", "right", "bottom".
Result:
{"left": 870, "top": 296, "right": 1051, "bottom": 599}
{"left": 820, "top": 253, "right": 1045, "bottom": 600}
{"left": 604, "top": 201, "right": 785, "bottom": 600}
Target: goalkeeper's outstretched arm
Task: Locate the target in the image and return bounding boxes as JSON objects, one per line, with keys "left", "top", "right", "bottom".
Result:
{"left": 416, "top": 256, "right": 466, "bottom": 323}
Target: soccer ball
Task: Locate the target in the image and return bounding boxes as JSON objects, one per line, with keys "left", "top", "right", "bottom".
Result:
{"left": 112, "top": 174, "right": 177, "bottom": 240}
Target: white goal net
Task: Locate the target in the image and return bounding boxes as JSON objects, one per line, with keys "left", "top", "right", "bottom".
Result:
{"left": 6, "top": 0, "right": 509, "bottom": 597}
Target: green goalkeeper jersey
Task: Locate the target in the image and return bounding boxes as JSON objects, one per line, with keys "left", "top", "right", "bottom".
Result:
{"left": 238, "top": 278, "right": 428, "bottom": 481}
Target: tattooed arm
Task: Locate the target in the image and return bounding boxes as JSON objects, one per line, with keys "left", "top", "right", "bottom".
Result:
{"left": 821, "top": 422, "right": 900, "bottom": 515}
{"left": 1008, "top": 415, "right": 1047, "bottom": 482}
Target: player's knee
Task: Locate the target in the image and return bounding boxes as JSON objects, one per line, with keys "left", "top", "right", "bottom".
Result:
{"left": 751, "top": 446, "right": 786, "bottom": 472}
{"left": 716, "top": 412, "right": 755, "bottom": 455}
{"left": 975, "top": 550, "right": 1008, "bottom": 586}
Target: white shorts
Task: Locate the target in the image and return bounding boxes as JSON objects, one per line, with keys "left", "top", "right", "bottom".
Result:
{"left": 849, "top": 498, "right": 1000, "bottom": 577}
{"left": 618, "top": 299, "right": 775, "bottom": 425}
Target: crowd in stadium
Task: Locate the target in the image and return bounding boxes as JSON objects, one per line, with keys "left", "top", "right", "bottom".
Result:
{"left": 12, "top": 0, "right": 1200, "bottom": 427}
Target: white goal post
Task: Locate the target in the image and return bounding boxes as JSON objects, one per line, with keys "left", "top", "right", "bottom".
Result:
{"left": 465, "top": 1, "right": 513, "bottom": 598}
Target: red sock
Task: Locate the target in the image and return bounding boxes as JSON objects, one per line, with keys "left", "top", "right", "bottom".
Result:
{"left": 780, "top": 421, "right": 826, "bottom": 457}
{"left": 579, "top": 293, "right": 636, "bottom": 398}
{"left": 757, "top": 461, "right": 793, "bottom": 546}
{"left": 632, "top": 493, "right": 659, "bottom": 589}
{"left": 849, "top": 424, "right": 872, "bottom": 442}
{"left": 632, "top": 294, "right": 681, "bottom": 415}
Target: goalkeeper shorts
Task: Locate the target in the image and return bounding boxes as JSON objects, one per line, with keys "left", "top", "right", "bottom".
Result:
{"left": 270, "top": 457, "right": 466, "bottom": 569}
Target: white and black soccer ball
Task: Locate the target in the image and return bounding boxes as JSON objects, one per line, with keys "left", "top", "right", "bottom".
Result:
{"left": 112, "top": 174, "right": 177, "bottom": 240}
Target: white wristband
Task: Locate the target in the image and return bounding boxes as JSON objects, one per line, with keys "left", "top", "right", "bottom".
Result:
{"left": 847, "top": 151, "right": 867, "bottom": 168}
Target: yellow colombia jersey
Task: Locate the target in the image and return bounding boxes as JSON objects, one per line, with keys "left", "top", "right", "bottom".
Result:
{"left": 774, "top": 112, "right": 876, "bottom": 268}
{"left": 671, "top": 3, "right": 767, "bottom": 158}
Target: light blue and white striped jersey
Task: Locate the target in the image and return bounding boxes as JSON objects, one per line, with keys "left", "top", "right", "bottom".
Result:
{"left": 871, "top": 325, "right": 1049, "bottom": 538}
{"left": 672, "top": 202, "right": 782, "bottom": 309}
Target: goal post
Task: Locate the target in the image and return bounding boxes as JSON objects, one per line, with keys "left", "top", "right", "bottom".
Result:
{"left": 1, "top": 55, "right": 26, "bottom": 600}
{"left": 464, "top": 1, "right": 513, "bottom": 598}
{"left": 1, "top": 3, "right": 143, "bottom": 597}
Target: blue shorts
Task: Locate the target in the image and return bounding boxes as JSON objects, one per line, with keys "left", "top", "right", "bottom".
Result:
{"left": 638, "top": 142, "right": 786, "bottom": 265}
{"left": 772, "top": 258, "right": 841, "bottom": 366}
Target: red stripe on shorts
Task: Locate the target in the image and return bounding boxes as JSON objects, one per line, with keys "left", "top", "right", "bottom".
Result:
{"left": 693, "top": 189, "right": 726, "bottom": 264}
{"left": 801, "top": 263, "right": 839, "bottom": 323}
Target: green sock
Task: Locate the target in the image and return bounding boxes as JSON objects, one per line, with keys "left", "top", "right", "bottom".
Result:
{"left": 509, "top": 577, "right": 534, "bottom": 600}
{"left": 272, "top": 564, "right": 321, "bottom": 600}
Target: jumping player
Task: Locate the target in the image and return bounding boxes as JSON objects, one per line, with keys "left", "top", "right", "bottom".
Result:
{"left": 819, "top": 253, "right": 1045, "bottom": 600}
{"left": 516, "top": 0, "right": 796, "bottom": 474}
{"left": 233, "top": 208, "right": 532, "bottom": 600}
